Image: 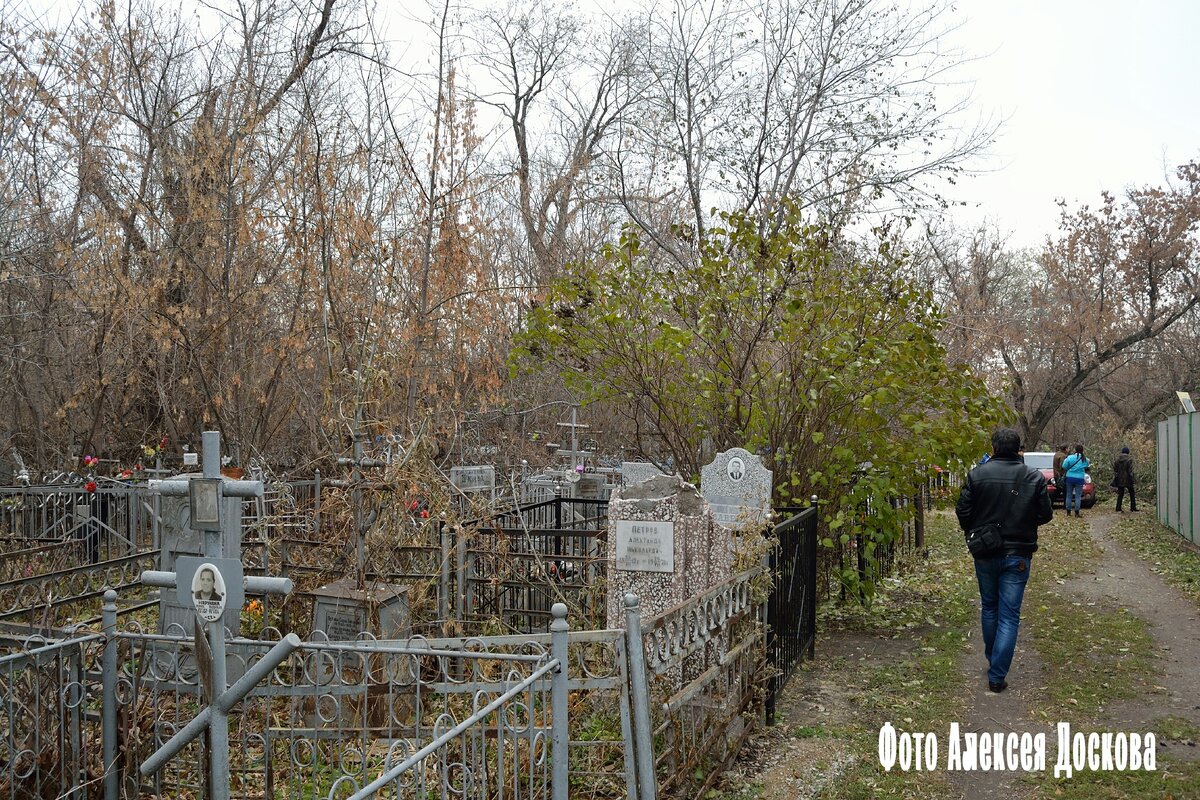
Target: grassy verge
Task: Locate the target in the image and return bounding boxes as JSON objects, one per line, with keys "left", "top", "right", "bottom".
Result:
{"left": 709, "top": 511, "right": 976, "bottom": 800}
{"left": 1023, "top": 514, "right": 1156, "bottom": 720}
{"left": 1107, "top": 509, "right": 1200, "bottom": 608}
{"left": 1031, "top": 752, "right": 1200, "bottom": 800}
{"left": 1024, "top": 513, "right": 1200, "bottom": 798}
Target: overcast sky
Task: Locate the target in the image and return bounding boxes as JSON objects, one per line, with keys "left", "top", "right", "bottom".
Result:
{"left": 15, "top": 0, "right": 1200, "bottom": 248}
{"left": 941, "top": 0, "right": 1200, "bottom": 246}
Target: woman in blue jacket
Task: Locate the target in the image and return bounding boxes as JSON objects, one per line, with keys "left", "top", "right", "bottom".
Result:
{"left": 1062, "top": 444, "right": 1089, "bottom": 517}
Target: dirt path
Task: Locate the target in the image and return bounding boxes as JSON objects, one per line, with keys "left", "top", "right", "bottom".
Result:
{"left": 945, "top": 591, "right": 1051, "bottom": 800}
{"left": 738, "top": 632, "right": 928, "bottom": 799}
{"left": 1064, "top": 508, "right": 1200, "bottom": 760}
{"left": 719, "top": 507, "right": 1200, "bottom": 799}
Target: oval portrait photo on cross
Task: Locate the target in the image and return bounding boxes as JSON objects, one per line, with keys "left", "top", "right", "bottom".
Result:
{"left": 192, "top": 563, "right": 227, "bottom": 623}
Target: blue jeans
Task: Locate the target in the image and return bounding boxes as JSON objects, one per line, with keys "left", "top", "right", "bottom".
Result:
{"left": 1064, "top": 478, "right": 1084, "bottom": 512}
{"left": 975, "top": 555, "right": 1032, "bottom": 684}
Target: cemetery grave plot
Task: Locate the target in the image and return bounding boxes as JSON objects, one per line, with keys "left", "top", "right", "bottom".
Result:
{"left": 0, "top": 484, "right": 160, "bottom": 629}
{"left": 0, "top": 440, "right": 837, "bottom": 799}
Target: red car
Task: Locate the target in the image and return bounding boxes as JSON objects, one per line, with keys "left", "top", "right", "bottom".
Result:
{"left": 1024, "top": 451, "right": 1094, "bottom": 508}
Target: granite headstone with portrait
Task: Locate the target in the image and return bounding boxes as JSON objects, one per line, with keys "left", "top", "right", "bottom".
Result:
{"left": 700, "top": 447, "right": 773, "bottom": 531}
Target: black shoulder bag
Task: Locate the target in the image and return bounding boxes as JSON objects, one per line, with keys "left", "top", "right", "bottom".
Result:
{"left": 965, "top": 471, "right": 1020, "bottom": 558}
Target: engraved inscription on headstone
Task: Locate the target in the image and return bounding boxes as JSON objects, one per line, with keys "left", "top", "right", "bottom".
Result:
{"left": 324, "top": 608, "right": 366, "bottom": 641}
{"left": 615, "top": 520, "right": 674, "bottom": 572}
{"left": 450, "top": 465, "right": 496, "bottom": 492}
{"left": 701, "top": 447, "right": 773, "bottom": 530}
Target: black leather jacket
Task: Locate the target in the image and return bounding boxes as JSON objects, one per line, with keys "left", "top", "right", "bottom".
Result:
{"left": 955, "top": 455, "right": 1053, "bottom": 558}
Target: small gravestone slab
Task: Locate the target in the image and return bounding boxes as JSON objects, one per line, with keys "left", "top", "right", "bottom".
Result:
{"left": 310, "top": 578, "right": 411, "bottom": 641}
{"left": 615, "top": 520, "right": 674, "bottom": 572}
{"left": 576, "top": 473, "right": 606, "bottom": 500}
{"left": 700, "top": 448, "right": 772, "bottom": 530}
{"left": 450, "top": 465, "right": 496, "bottom": 493}
{"left": 621, "top": 462, "right": 665, "bottom": 486}
{"left": 308, "top": 578, "right": 413, "bottom": 728}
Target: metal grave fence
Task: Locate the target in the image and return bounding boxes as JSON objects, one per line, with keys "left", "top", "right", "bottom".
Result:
{"left": 0, "top": 568, "right": 779, "bottom": 799}
{"left": 0, "top": 483, "right": 157, "bottom": 566}
{"left": 0, "top": 473, "right": 829, "bottom": 798}
{"left": 0, "top": 630, "right": 107, "bottom": 798}
{"left": 765, "top": 505, "right": 818, "bottom": 723}
{"left": 458, "top": 497, "right": 610, "bottom": 633}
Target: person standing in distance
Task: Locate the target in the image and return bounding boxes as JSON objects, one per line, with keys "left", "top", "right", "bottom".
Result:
{"left": 1061, "top": 444, "right": 1090, "bottom": 517}
{"left": 1112, "top": 446, "right": 1138, "bottom": 512}
{"left": 1052, "top": 443, "right": 1069, "bottom": 490}
{"left": 956, "top": 428, "right": 1053, "bottom": 693}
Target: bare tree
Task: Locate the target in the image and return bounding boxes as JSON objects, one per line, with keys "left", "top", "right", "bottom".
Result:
{"left": 921, "top": 164, "right": 1200, "bottom": 448}
{"left": 469, "top": 0, "right": 641, "bottom": 280}
{"left": 617, "top": 0, "right": 995, "bottom": 254}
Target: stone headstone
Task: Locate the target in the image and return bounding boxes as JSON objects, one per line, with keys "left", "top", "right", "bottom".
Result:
{"left": 700, "top": 447, "right": 772, "bottom": 531}
{"left": 308, "top": 578, "right": 414, "bottom": 728}
{"left": 621, "top": 462, "right": 666, "bottom": 486}
{"left": 450, "top": 465, "right": 496, "bottom": 493}
{"left": 310, "top": 578, "right": 411, "bottom": 642}
{"left": 605, "top": 474, "right": 734, "bottom": 628}
{"left": 575, "top": 473, "right": 606, "bottom": 500}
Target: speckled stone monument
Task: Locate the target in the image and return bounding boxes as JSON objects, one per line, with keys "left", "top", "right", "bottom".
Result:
{"left": 700, "top": 447, "right": 773, "bottom": 531}
{"left": 620, "top": 461, "right": 667, "bottom": 486}
{"left": 605, "top": 474, "right": 735, "bottom": 628}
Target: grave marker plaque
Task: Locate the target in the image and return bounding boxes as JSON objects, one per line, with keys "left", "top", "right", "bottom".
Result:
{"left": 450, "top": 465, "right": 496, "bottom": 493}
{"left": 615, "top": 520, "right": 674, "bottom": 572}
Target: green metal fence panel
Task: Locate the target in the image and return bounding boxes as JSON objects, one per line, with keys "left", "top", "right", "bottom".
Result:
{"left": 1190, "top": 415, "right": 1199, "bottom": 543}
{"left": 1159, "top": 420, "right": 1167, "bottom": 527}
{"left": 1156, "top": 412, "right": 1200, "bottom": 543}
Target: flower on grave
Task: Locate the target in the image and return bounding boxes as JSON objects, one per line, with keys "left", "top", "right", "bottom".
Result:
{"left": 84, "top": 455, "right": 98, "bottom": 468}
{"left": 118, "top": 469, "right": 132, "bottom": 479}
{"left": 574, "top": 464, "right": 585, "bottom": 473}
{"left": 419, "top": 509, "right": 430, "bottom": 519}
{"left": 134, "top": 463, "right": 143, "bottom": 472}
{"left": 85, "top": 481, "right": 97, "bottom": 493}
{"left": 159, "top": 436, "right": 169, "bottom": 450}
{"left": 143, "top": 445, "right": 156, "bottom": 457}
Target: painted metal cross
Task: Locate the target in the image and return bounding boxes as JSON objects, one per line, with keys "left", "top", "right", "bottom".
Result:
{"left": 136, "top": 431, "right": 298, "bottom": 800}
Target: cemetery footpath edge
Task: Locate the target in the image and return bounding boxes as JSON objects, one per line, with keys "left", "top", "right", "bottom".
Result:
{"left": 709, "top": 507, "right": 1200, "bottom": 800}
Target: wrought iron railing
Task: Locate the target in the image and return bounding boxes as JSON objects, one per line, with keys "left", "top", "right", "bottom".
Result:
{"left": 765, "top": 505, "right": 818, "bottom": 723}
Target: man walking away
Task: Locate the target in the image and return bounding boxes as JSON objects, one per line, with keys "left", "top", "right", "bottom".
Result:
{"left": 956, "top": 428, "right": 1053, "bottom": 693}
{"left": 1113, "top": 447, "right": 1138, "bottom": 512}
